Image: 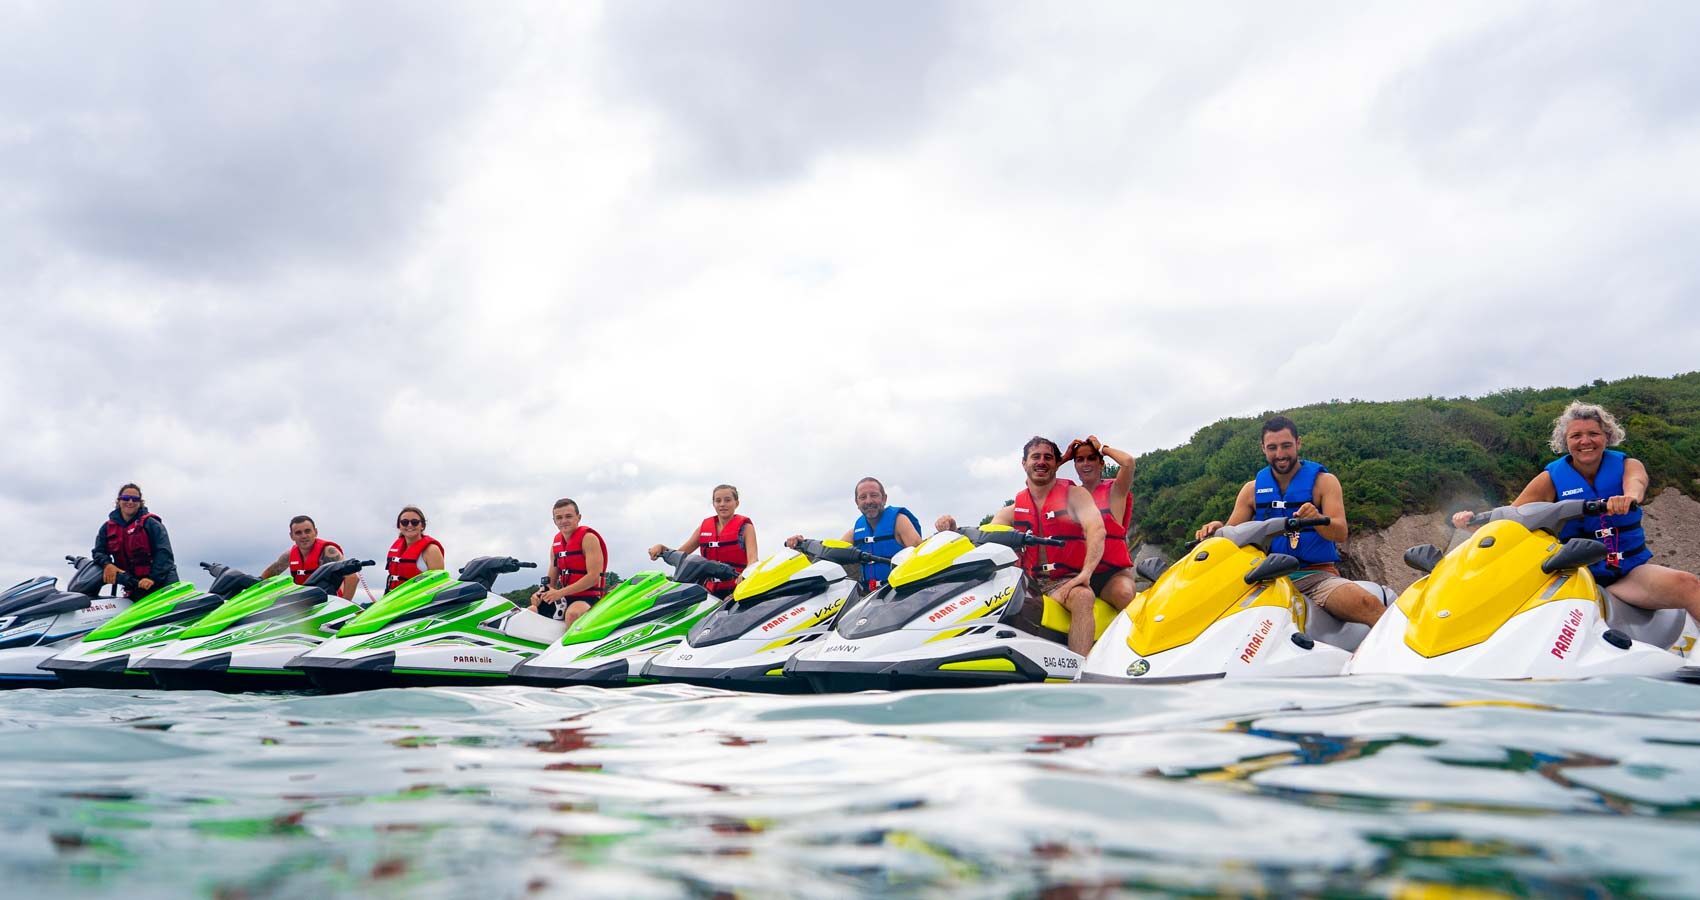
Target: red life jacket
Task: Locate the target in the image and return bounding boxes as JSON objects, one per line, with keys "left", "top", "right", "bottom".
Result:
{"left": 698, "top": 514, "right": 752, "bottom": 595}
{"left": 104, "top": 513, "right": 159, "bottom": 578}
{"left": 551, "top": 525, "right": 607, "bottom": 600}
{"left": 385, "top": 534, "right": 444, "bottom": 592}
{"left": 1092, "top": 481, "right": 1134, "bottom": 571}
{"left": 288, "top": 539, "right": 343, "bottom": 586}
{"left": 1012, "top": 479, "right": 1087, "bottom": 578}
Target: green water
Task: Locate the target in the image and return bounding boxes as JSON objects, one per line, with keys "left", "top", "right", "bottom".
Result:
{"left": 1, "top": 677, "right": 1696, "bottom": 897}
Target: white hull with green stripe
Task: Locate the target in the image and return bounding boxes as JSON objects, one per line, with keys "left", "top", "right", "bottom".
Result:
{"left": 292, "top": 557, "right": 563, "bottom": 692}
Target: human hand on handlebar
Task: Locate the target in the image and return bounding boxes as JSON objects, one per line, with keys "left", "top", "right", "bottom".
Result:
{"left": 1195, "top": 520, "right": 1223, "bottom": 541}
{"left": 1606, "top": 495, "right": 1638, "bottom": 516}
{"left": 137, "top": 577, "right": 155, "bottom": 591}
{"left": 647, "top": 544, "right": 666, "bottom": 560}
{"left": 1292, "top": 502, "right": 1321, "bottom": 519}
{"left": 785, "top": 534, "right": 804, "bottom": 549}
{"left": 102, "top": 564, "right": 120, "bottom": 585}
{"left": 1450, "top": 510, "right": 1475, "bottom": 529}
{"left": 934, "top": 515, "right": 957, "bottom": 532}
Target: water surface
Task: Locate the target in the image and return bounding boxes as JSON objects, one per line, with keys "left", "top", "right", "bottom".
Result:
{"left": 1, "top": 677, "right": 1696, "bottom": 897}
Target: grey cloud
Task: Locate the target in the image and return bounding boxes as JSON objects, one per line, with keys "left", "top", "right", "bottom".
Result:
{"left": 1375, "top": 4, "right": 1700, "bottom": 174}
{"left": 0, "top": 2, "right": 499, "bottom": 281}
{"left": 597, "top": 0, "right": 956, "bottom": 183}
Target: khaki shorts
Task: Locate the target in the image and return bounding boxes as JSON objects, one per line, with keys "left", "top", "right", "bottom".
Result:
{"left": 1292, "top": 570, "right": 1354, "bottom": 609}
{"left": 1035, "top": 575, "right": 1079, "bottom": 599}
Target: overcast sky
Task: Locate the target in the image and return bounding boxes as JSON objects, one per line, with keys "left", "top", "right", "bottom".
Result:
{"left": 4, "top": 1, "right": 1697, "bottom": 592}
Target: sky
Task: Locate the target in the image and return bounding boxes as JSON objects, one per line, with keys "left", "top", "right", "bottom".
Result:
{"left": 4, "top": 1, "right": 1698, "bottom": 592}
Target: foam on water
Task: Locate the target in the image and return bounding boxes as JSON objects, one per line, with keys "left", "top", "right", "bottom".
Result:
{"left": 0, "top": 676, "right": 1696, "bottom": 897}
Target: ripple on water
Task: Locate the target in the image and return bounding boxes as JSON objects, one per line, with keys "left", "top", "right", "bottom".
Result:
{"left": 0, "top": 676, "right": 1696, "bottom": 897}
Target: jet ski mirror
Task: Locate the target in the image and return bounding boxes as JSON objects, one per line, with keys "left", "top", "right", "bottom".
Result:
{"left": 1135, "top": 557, "right": 1168, "bottom": 583}
{"left": 1541, "top": 538, "right": 1608, "bottom": 575}
{"left": 1244, "top": 553, "right": 1301, "bottom": 585}
{"left": 1404, "top": 544, "right": 1445, "bottom": 574}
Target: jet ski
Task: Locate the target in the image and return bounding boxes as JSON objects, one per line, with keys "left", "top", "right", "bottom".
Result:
{"left": 508, "top": 549, "right": 730, "bottom": 688}
{"left": 1080, "top": 516, "right": 1394, "bottom": 684}
{"left": 0, "top": 556, "right": 132, "bottom": 688}
{"left": 136, "top": 557, "right": 376, "bottom": 692}
{"left": 644, "top": 540, "right": 873, "bottom": 693}
{"left": 291, "top": 556, "right": 562, "bottom": 692}
{"left": 784, "top": 526, "right": 1119, "bottom": 692}
{"left": 38, "top": 563, "right": 259, "bottom": 689}
{"left": 1345, "top": 499, "right": 1693, "bottom": 679}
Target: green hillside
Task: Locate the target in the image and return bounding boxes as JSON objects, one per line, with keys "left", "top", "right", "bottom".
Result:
{"left": 1131, "top": 372, "right": 1700, "bottom": 552}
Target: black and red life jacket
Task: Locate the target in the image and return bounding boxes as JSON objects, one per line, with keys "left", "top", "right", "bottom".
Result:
{"left": 698, "top": 514, "right": 752, "bottom": 595}
{"left": 385, "top": 534, "right": 444, "bottom": 592}
{"left": 551, "top": 525, "right": 607, "bottom": 601}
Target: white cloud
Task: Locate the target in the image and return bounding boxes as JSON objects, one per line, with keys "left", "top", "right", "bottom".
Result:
{"left": 3, "top": 2, "right": 1697, "bottom": 591}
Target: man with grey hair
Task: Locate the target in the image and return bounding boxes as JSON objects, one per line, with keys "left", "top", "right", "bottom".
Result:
{"left": 786, "top": 477, "right": 922, "bottom": 591}
{"left": 1453, "top": 401, "right": 1700, "bottom": 622}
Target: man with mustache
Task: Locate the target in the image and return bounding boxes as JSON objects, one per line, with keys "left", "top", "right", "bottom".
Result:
{"left": 787, "top": 477, "right": 922, "bottom": 591}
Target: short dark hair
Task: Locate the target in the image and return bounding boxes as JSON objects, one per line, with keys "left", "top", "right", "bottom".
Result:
{"left": 1022, "top": 436, "right": 1061, "bottom": 459}
{"left": 1261, "top": 416, "right": 1300, "bottom": 441}
{"left": 289, "top": 515, "right": 316, "bottom": 528}
{"left": 396, "top": 505, "right": 427, "bottom": 528}
{"left": 117, "top": 482, "right": 142, "bottom": 499}
{"left": 854, "top": 477, "right": 885, "bottom": 498}
{"left": 552, "top": 498, "right": 579, "bottom": 513}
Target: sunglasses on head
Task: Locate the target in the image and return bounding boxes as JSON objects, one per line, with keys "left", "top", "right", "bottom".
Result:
{"left": 118, "top": 495, "right": 142, "bottom": 503}
{"left": 398, "top": 518, "right": 423, "bottom": 527}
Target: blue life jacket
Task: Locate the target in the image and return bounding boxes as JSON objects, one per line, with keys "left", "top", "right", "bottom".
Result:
{"left": 1545, "top": 450, "right": 1651, "bottom": 584}
{"left": 1252, "top": 461, "right": 1339, "bottom": 565}
{"left": 853, "top": 505, "right": 920, "bottom": 589}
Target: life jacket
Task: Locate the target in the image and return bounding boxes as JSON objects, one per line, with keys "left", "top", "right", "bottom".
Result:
{"left": 1012, "top": 479, "right": 1087, "bottom": 578}
{"left": 698, "top": 514, "right": 752, "bottom": 595}
{"left": 1252, "top": 461, "right": 1339, "bottom": 565}
{"left": 1091, "top": 481, "right": 1134, "bottom": 571}
{"left": 551, "top": 525, "right": 607, "bottom": 601}
{"left": 385, "top": 534, "right": 444, "bottom": 592}
{"left": 1546, "top": 450, "right": 1652, "bottom": 583}
{"left": 288, "top": 539, "right": 343, "bottom": 585}
{"left": 852, "top": 505, "right": 920, "bottom": 589}
{"left": 104, "top": 511, "right": 160, "bottom": 578}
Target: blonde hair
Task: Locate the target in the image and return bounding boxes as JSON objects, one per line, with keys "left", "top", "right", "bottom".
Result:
{"left": 1549, "top": 401, "right": 1626, "bottom": 453}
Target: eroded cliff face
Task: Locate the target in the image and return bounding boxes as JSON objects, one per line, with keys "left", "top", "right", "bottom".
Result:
{"left": 1337, "top": 489, "right": 1700, "bottom": 592}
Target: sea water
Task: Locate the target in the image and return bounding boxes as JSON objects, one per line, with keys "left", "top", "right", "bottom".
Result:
{"left": 0, "top": 677, "right": 1696, "bottom": 898}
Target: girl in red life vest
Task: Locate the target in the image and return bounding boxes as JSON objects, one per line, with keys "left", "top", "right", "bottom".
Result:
{"left": 385, "top": 505, "right": 445, "bottom": 593}
{"left": 530, "top": 497, "right": 608, "bottom": 626}
{"left": 648, "top": 484, "right": 758, "bottom": 599}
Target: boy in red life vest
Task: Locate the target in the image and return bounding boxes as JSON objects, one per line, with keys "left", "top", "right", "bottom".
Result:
{"left": 1062, "top": 435, "right": 1137, "bottom": 611}
{"left": 92, "top": 482, "right": 179, "bottom": 598}
{"left": 935, "top": 437, "right": 1105, "bottom": 654}
{"left": 385, "top": 505, "right": 444, "bottom": 593}
{"left": 531, "top": 498, "right": 608, "bottom": 626}
{"left": 261, "top": 515, "right": 357, "bottom": 599}
{"left": 648, "top": 484, "right": 758, "bottom": 599}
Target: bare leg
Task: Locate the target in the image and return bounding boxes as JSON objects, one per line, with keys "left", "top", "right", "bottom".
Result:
{"left": 1064, "top": 586, "right": 1097, "bottom": 655}
{"left": 1100, "top": 571, "right": 1136, "bottom": 611}
{"left": 1604, "top": 564, "right": 1700, "bottom": 620}
{"left": 562, "top": 600, "right": 592, "bottom": 627}
{"left": 1316, "top": 580, "right": 1385, "bottom": 626}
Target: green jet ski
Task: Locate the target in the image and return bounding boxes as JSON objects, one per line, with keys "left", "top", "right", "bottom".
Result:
{"left": 290, "top": 556, "right": 562, "bottom": 692}
{"left": 508, "top": 549, "right": 732, "bottom": 688}
{"left": 39, "top": 562, "right": 259, "bottom": 689}
{"left": 136, "top": 557, "right": 376, "bottom": 692}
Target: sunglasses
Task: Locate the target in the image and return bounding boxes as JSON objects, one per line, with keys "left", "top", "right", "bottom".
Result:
{"left": 397, "top": 518, "right": 424, "bottom": 527}
{"left": 118, "top": 495, "right": 142, "bottom": 503}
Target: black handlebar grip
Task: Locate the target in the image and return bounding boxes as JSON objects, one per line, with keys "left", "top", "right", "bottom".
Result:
{"left": 1032, "top": 536, "right": 1066, "bottom": 547}
{"left": 1582, "top": 499, "right": 1640, "bottom": 515}
{"left": 199, "top": 561, "right": 215, "bottom": 570}
{"left": 1287, "top": 516, "right": 1332, "bottom": 530}
{"left": 518, "top": 561, "right": 538, "bottom": 569}
{"left": 358, "top": 559, "right": 377, "bottom": 567}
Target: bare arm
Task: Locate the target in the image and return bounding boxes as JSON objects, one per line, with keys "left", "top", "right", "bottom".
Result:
{"left": 1197, "top": 482, "right": 1256, "bottom": 539}
{"left": 894, "top": 514, "right": 922, "bottom": 548}
{"left": 1511, "top": 471, "right": 1557, "bottom": 506}
{"left": 1105, "top": 444, "right": 1135, "bottom": 521}
{"left": 1306, "top": 473, "right": 1349, "bottom": 544}
{"left": 1067, "top": 486, "right": 1105, "bottom": 585}
{"left": 421, "top": 543, "right": 445, "bottom": 571}
{"left": 316, "top": 544, "right": 357, "bottom": 599}
{"left": 260, "top": 549, "right": 292, "bottom": 579}
{"left": 741, "top": 524, "right": 758, "bottom": 570}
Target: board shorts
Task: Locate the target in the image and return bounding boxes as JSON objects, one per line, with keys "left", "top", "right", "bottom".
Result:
{"left": 1291, "top": 566, "right": 1354, "bottom": 609}
{"left": 1090, "top": 567, "right": 1133, "bottom": 596}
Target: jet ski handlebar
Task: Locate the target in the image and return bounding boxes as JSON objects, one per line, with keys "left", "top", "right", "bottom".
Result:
{"left": 793, "top": 539, "right": 890, "bottom": 566}
{"left": 956, "top": 526, "right": 1064, "bottom": 549}
{"left": 1582, "top": 499, "right": 1640, "bottom": 515}
{"left": 1285, "top": 516, "right": 1331, "bottom": 531}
